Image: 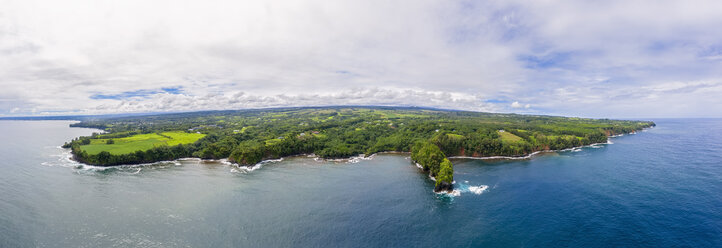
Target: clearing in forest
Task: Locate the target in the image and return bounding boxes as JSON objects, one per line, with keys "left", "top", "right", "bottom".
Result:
{"left": 80, "top": 131, "right": 205, "bottom": 155}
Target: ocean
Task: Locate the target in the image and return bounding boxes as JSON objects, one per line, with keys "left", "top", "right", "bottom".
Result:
{"left": 0, "top": 119, "right": 720, "bottom": 247}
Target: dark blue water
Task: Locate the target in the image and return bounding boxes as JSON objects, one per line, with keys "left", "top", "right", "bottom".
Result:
{"left": 1, "top": 119, "right": 720, "bottom": 247}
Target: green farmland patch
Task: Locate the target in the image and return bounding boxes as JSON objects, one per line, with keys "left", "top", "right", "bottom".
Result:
{"left": 80, "top": 131, "right": 205, "bottom": 155}
{"left": 498, "top": 130, "right": 523, "bottom": 143}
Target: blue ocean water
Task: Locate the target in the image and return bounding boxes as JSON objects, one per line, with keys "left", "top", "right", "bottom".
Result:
{"left": 0, "top": 119, "right": 720, "bottom": 247}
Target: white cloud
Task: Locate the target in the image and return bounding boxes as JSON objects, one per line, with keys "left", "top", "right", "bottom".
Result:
{"left": 71, "top": 88, "right": 499, "bottom": 115}
{"left": 1, "top": 0, "right": 722, "bottom": 117}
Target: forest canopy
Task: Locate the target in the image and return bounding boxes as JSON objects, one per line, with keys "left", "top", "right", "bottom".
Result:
{"left": 64, "top": 106, "right": 654, "bottom": 169}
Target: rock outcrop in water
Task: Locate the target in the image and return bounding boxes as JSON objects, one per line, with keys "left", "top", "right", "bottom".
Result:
{"left": 434, "top": 181, "right": 453, "bottom": 193}
{"left": 411, "top": 142, "right": 454, "bottom": 192}
{"left": 434, "top": 158, "right": 454, "bottom": 192}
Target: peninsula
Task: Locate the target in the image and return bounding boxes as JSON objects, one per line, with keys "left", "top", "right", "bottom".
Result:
{"left": 62, "top": 106, "right": 654, "bottom": 192}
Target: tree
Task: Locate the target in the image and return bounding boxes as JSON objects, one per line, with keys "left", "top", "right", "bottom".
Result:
{"left": 229, "top": 140, "right": 266, "bottom": 165}
{"left": 435, "top": 158, "right": 453, "bottom": 188}
{"left": 411, "top": 141, "right": 445, "bottom": 176}
{"left": 106, "top": 139, "right": 115, "bottom": 144}
{"left": 96, "top": 151, "right": 111, "bottom": 163}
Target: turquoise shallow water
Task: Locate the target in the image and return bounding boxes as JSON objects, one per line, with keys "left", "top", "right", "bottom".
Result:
{"left": 0, "top": 119, "right": 720, "bottom": 247}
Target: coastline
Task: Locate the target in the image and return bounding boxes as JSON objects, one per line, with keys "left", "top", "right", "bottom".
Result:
{"left": 449, "top": 141, "right": 606, "bottom": 161}
{"left": 65, "top": 126, "right": 653, "bottom": 168}
{"left": 449, "top": 125, "right": 654, "bottom": 161}
{"left": 54, "top": 125, "right": 648, "bottom": 198}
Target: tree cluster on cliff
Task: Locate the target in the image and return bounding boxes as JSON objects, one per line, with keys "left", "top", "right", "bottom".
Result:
{"left": 410, "top": 141, "right": 454, "bottom": 191}
{"left": 435, "top": 159, "right": 454, "bottom": 192}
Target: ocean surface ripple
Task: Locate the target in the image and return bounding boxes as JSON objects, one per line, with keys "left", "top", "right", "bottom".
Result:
{"left": 0, "top": 119, "right": 720, "bottom": 247}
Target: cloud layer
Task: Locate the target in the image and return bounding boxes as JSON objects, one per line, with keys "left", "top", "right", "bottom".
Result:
{"left": 1, "top": 0, "right": 722, "bottom": 117}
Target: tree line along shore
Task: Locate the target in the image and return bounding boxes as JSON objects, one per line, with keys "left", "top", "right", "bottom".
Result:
{"left": 63, "top": 106, "right": 655, "bottom": 192}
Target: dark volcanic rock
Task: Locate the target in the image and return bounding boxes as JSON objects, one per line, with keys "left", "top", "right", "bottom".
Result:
{"left": 434, "top": 181, "right": 453, "bottom": 193}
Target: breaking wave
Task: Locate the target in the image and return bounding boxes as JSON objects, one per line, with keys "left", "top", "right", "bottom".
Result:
{"left": 311, "top": 153, "right": 377, "bottom": 164}
{"left": 230, "top": 158, "right": 284, "bottom": 173}
{"left": 41, "top": 146, "right": 186, "bottom": 174}
{"left": 451, "top": 140, "right": 620, "bottom": 161}
{"left": 450, "top": 151, "right": 543, "bottom": 160}
{"left": 347, "top": 154, "right": 375, "bottom": 164}
{"left": 468, "top": 185, "right": 489, "bottom": 194}
{"left": 436, "top": 181, "right": 489, "bottom": 197}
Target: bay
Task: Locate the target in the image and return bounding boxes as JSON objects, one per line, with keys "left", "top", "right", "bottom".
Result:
{"left": 0, "top": 119, "right": 720, "bottom": 247}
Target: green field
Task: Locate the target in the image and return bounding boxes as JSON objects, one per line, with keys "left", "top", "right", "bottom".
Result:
{"left": 498, "top": 130, "right": 523, "bottom": 143}
{"left": 80, "top": 131, "right": 205, "bottom": 155}
{"left": 66, "top": 106, "right": 655, "bottom": 166}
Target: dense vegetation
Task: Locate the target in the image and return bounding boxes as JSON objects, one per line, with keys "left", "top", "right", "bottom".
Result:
{"left": 63, "top": 106, "right": 654, "bottom": 191}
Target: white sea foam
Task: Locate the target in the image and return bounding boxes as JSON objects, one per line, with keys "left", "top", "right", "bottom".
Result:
{"left": 308, "top": 153, "right": 379, "bottom": 164}
{"left": 451, "top": 139, "right": 621, "bottom": 161}
{"left": 232, "top": 158, "right": 284, "bottom": 173}
{"left": 435, "top": 182, "right": 489, "bottom": 197}
{"left": 177, "top": 158, "right": 201, "bottom": 161}
{"left": 264, "top": 158, "right": 284, "bottom": 163}
{"left": 347, "top": 153, "right": 376, "bottom": 164}
{"left": 450, "top": 151, "right": 542, "bottom": 160}
{"left": 41, "top": 147, "right": 85, "bottom": 168}
{"left": 74, "top": 164, "right": 114, "bottom": 172}
{"left": 434, "top": 189, "right": 460, "bottom": 197}
{"left": 68, "top": 158, "right": 179, "bottom": 174}
{"left": 468, "top": 185, "right": 489, "bottom": 195}
{"left": 449, "top": 127, "right": 650, "bottom": 162}
{"left": 236, "top": 163, "right": 263, "bottom": 172}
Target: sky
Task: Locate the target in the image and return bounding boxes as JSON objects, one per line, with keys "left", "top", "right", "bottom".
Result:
{"left": 2, "top": 0, "right": 722, "bottom": 118}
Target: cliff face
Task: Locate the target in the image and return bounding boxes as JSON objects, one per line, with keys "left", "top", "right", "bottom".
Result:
{"left": 434, "top": 181, "right": 453, "bottom": 193}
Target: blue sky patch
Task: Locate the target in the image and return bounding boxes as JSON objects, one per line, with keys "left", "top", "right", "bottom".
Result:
{"left": 484, "top": 99, "right": 508, "bottom": 103}
{"left": 90, "top": 86, "right": 183, "bottom": 100}
{"left": 518, "top": 51, "right": 574, "bottom": 69}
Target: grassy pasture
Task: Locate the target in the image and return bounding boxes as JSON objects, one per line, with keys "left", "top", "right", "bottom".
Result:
{"left": 498, "top": 130, "right": 523, "bottom": 143}
{"left": 80, "top": 131, "right": 205, "bottom": 155}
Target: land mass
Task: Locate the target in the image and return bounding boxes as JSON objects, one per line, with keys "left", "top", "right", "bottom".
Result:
{"left": 61, "top": 106, "right": 654, "bottom": 192}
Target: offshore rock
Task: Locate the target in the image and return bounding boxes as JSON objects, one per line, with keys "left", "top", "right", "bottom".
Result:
{"left": 434, "top": 181, "right": 453, "bottom": 193}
